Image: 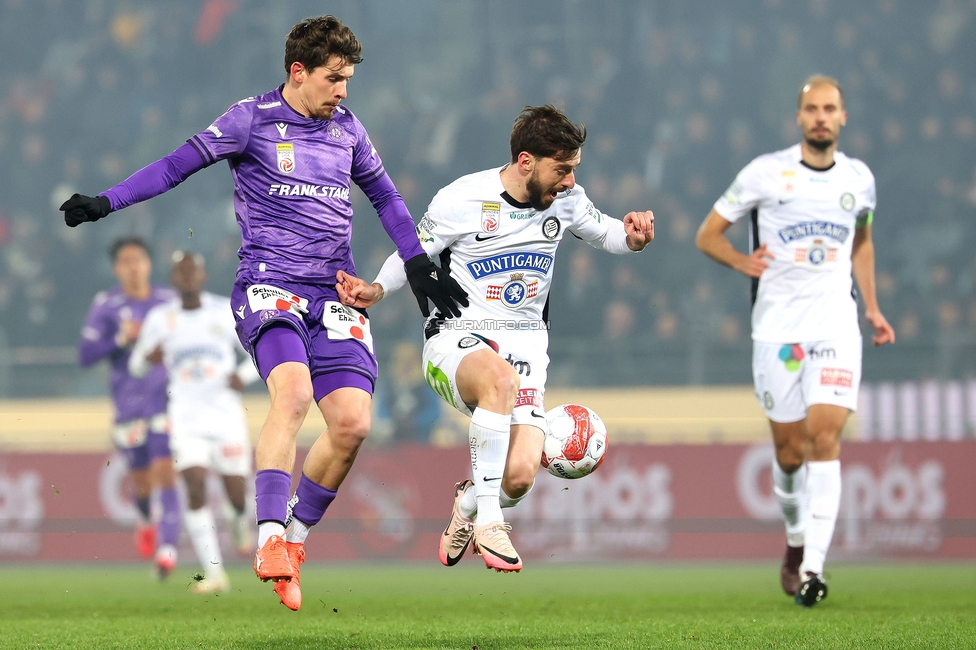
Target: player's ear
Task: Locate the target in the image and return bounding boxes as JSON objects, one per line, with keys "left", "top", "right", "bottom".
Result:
{"left": 517, "top": 151, "right": 535, "bottom": 173}
{"left": 289, "top": 61, "right": 306, "bottom": 84}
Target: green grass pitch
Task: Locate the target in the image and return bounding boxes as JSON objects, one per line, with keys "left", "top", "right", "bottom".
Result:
{"left": 2, "top": 563, "right": 974, "bottom": 649}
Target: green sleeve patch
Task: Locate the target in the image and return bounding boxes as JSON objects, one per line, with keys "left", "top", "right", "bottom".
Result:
{"left": 855, "top": 209, "right": 873, "bottom": 229}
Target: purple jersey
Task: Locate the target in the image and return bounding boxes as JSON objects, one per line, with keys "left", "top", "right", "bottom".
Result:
{"left": 185, "top": 87, "right": 422, "bottom": 284}
{"left": 78, "top": 287, "right": 175, "bottom": 423}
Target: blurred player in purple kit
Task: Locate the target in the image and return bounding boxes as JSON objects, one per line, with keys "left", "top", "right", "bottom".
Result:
{"left": 78, "top": 237, "right": 182, "bottom": 577}
{"left": 61, "top": 16, "right": 465, "bottom": 610}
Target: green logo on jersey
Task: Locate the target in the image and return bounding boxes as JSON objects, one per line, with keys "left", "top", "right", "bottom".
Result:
{"left": 425, "top": 361, "right": 456, "bottom": 408}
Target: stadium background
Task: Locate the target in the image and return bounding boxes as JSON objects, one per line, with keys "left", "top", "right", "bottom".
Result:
{"left": 1, "top": 0, "right": 975, "bottom": 567}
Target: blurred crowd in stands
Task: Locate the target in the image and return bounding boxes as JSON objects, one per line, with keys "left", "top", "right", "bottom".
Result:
{"left": 0, "top": 0, "right": 974, "bottom": 399}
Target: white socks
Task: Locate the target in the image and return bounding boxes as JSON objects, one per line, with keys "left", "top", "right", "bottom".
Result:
{"left": 773, "top": 461, "right": 808, "bottom": 547}
{"left": 286, "top": 519, "right": 311, "bottom": 544}
{"left": 257, "top": 521, "right": 285, "bottom": 547}
{"left": 469, "top": 408, "right": 511, "bottom": 526}
{"left": 185, "top": 507, "right": 223, "bottom": 573}
{"left": 800, "top": 460, "right": 842, "bottom": 577}
{"left": 459, "top": 484, "right": 531, "bottom": 520}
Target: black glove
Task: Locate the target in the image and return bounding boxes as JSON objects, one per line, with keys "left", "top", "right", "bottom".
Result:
{"left": 404, "top": 254, "right": 468, "bottom": 318}
{"left": 60, "top": 194, "right": 113, "bottom": 227}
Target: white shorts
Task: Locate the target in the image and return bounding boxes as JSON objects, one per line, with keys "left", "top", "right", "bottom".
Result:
{"left": 753, "top": 337, "right": 862, "bottom": 423}
{"left": 170, "top": 421, "right": 252, "bottom": 476}
{"left": 422, "top": 327, "right": 549, "bottom": 432}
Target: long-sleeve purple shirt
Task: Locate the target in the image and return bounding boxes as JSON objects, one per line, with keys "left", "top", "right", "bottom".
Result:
{"left": 79, "top": 287, "right": 174, "bottom": 423}
{"left": 101, "top": 86, "right": 424, "bottom": 285}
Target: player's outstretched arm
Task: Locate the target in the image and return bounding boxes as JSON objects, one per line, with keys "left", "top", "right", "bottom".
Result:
{"left": 852, "top": 224, "right": 895, "bottom": 346}
{"left": 695, "top": 209, "right": 772, "bottom": 278}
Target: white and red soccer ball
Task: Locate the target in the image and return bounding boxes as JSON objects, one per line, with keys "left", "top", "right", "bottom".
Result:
{"left": 541, "top": 404, "right": 608, "bottom": 479}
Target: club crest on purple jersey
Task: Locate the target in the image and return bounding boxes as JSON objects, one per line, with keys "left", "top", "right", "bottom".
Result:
{"left": 328, "top": 123, "right": 345, "bottom": 142}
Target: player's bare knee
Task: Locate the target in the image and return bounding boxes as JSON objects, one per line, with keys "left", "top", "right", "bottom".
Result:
{"left": 331, "top": 410, "right": 372, "bottom": 451}
{"left": 486, "top": 363, "right": 520, "bottom": 408}
{"left": 774, "top": 447, "right": 804, "bottom": 474}
{"left": 503, "top": 468, "right": 535, "bottom": 498}
{"left": 271, "top": 382, "right": 314, "bottom": 425}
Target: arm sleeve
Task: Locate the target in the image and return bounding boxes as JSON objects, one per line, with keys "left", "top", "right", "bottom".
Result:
{"left": 127, "top": 308, "right": 166, "bottom": 378}
{"left": 358, "top": 171, "right": 425, "bottom": 262}
{"left": 712, "top": 158, "right": 765, "bottom": 223}
{"left": 101, "top": 143, "right": 209, "bottom": 211}
{"left": 77, "top": 296, "right": 118, "bottom": 367}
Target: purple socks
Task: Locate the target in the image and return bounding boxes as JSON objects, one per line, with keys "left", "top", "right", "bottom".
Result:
{"left": 255, "top": 469, "right": 292, "bottom": 525}
{"left": 158, "top": 487, "right": 181, "bottom": 546}
{"left": 292, "top": 474, "right": 337, "bottom": 527}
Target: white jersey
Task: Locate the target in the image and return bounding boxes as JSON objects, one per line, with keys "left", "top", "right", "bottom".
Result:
{"left": 713, "top": 144, "right": 875, "bottom": 342}
{"left": 375, "top": 166, "right": 635, "bottom": 325}
{"left": 129, "top": 293, "right": 260, "bottom": 437}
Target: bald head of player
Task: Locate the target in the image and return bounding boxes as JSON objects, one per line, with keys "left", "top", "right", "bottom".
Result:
{"left": 170, "top": 251, "right": 206, "bottom": 309}
{"left": 281, "top": 16, "right": 364, "bottom": 121}
{"left": 796, "top": 75, "right": 847, "bottom": 156}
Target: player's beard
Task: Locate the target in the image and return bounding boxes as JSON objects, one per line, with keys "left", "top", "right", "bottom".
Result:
{"left": 804, "top": 126, "right": 837, "bottom": 152}
{"left": 525, "top": 172, "right": 557, "bottom": 211}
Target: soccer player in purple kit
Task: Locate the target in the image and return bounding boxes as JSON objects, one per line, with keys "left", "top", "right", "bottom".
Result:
{"left": 61, "top": 16, "right": 466, "bottom": 610}
{"left": 78, "top": 237, "right": 182, "bottom": 577}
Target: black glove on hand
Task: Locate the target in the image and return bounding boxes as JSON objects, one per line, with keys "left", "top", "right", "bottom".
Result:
{"left": 404, "top": 254, "right": 469, "bottom": 318}
{"left": 60, "top": 194, "right": 112, "bottom": 227}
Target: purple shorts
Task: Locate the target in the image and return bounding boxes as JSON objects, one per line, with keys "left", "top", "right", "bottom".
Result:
{"left": 118, "top": 425, "right": 171, "bottom": 470}
{"left": 231, "top": 275, "right": 377, "bottom": 401}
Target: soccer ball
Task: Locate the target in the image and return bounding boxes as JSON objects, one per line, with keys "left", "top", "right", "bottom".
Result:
{"left": 541, "top": 404, "right": 608, "bottom": 479}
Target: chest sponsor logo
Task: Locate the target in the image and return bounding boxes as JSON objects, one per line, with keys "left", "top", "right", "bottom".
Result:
{"left": 481, "top": 202, "right": 500, "bottom": 233}
{"left": 821, "top": 368, "right": 853, "bottom": 388}
{"left": 275, "top": 122, "right": 288, "bottom": 138}
{"left": 246, "top": 284, "right": 308, "bottom": 316}
{"left": 327, "top": 123, "right": 344, "bottom": 142}
{"left": 777, "top": 221, "right": 849, "bottom": 244}
{"left": 276, "top": 143, "right": 295, "bottom": 174}
{"left": 509, "top": 211, "right": 533, "bottom": 220}
{"left": 793, "top": 239, "right": 838, "bottom": 266}
{"left": 486, "top": 273, "right": 538, "bottom": 308}
{"left": 466, "top": 251, "right": 554, "bottom": 279}
{"left": 268, "top": 184, "right": 350, "bottom": 199}
{"left": 840, "top": 192, "right": 856, "bottom": 211}
{"left": 542, "top": 216, "right": 561, "bottom": 240}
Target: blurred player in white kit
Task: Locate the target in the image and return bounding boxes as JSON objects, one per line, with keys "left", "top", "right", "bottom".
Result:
{"left": 696, "top": 75, "right": 895, "bottom": 607}
{"left": 130, "top": 251, "right": 260, "bottom": 593}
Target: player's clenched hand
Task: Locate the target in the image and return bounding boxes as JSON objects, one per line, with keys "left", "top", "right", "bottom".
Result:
{"left": 734, "top": 243, "right": 774, "bottom": 278}
{"left": 404, "top": 254, "right": 468, "bottom": 318}
{"left": 336, "top": 270, "right": 384, "bottom": 308}
{"left": 146, "top": 346, "right": 164, "bottom": 365}
{"left": 865, "top": 309, "right": 896, "bottom": 346}
{"left": 60, "top": 193, "right": 113, "bottom": 227}
{"left": 623, "top": 211, "right": 654, "bottom": 250}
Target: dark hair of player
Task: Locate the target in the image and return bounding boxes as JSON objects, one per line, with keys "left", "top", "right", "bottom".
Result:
{"left": 509, "top": 105, "right": 587, "bottom": 163}
{"left": 798, "top": 74, "right": 844, "bottom": 108}
{"left": 108, "top": 236, "right": 151, "bottom": 261}
{"left": 284, "top": 15, "right": 363, "bottom": 74}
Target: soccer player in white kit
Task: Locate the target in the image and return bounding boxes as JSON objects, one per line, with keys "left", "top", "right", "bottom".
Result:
{"left": 338, "top": 106, "right": 654, "bottom": 572}
{"left": 130, "top": 252, "right": 261, "bottom": 593}
{"left": 696, "top": 75, "right": 895, "bottom": 607}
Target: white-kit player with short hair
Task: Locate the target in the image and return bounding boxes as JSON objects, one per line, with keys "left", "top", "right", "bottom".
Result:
{"left": 696, "top": 75, "right": 895, "bottom": 607}
{"left": 337, "top": 105, "right": 654, "bottom": 573}
{"left": 130, "top": 251, "right": 261, "bottom": 594}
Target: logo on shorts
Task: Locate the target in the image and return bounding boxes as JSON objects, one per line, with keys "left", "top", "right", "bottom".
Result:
{"left": 763, "top": 391, "right": 774, "bottom": 410}
{"left": 515, "top": 388, "right": 542, "bottom": 408}
{"left": 542, "top": 216, "right": 561, "bottom": 240}
{"left": 458, "top": 336, "right": 480, "bottom": 349}
{"left": 259, "top": 309, "right": 280, "bottom": 323}
{"left": 821, "top": 368, "right": 853, "bottom": 388}
{"left": 425, "top": 361, "right": 456, "bottom": 408}
{"left": 246, "top": 284, "right": 308, "bottom": 315}
{"left": 505, "top": 353, "right": 531, "bottom": 376}
{"left": 778, "top": 344, "right": 804, "bottom": 372}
